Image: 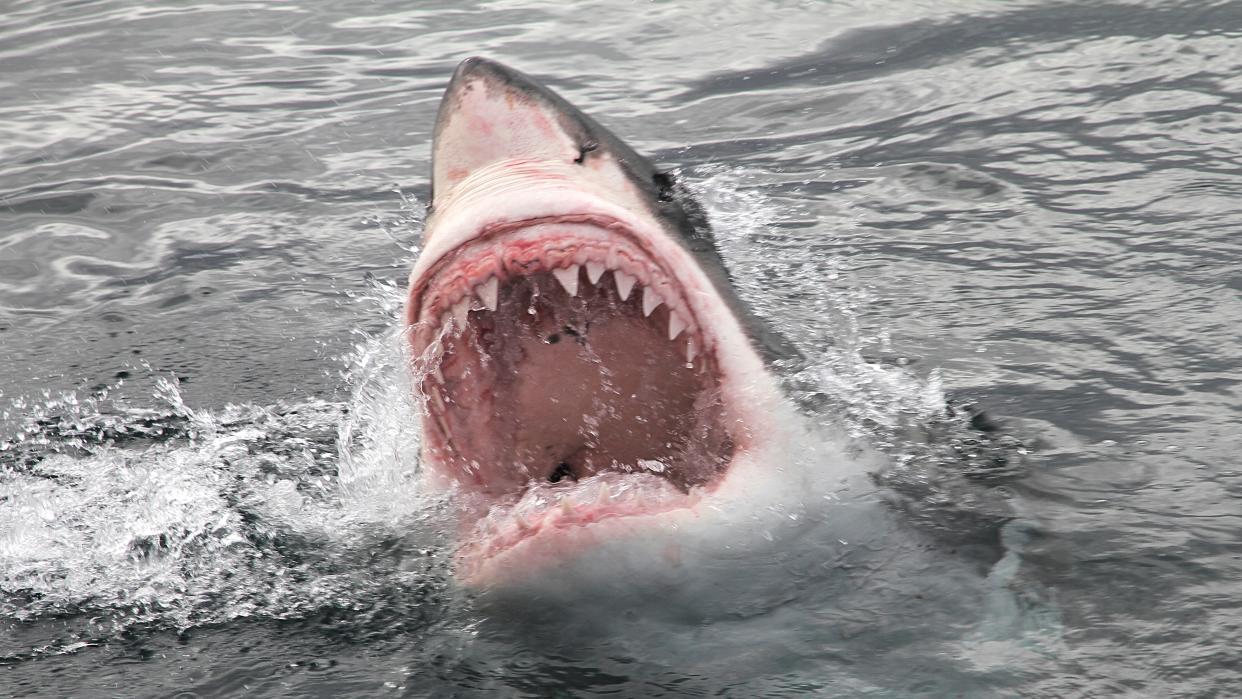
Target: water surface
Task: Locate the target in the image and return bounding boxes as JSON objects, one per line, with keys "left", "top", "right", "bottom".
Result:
{"left": 3, "top": 0, "right": 1241, "bottom": 696}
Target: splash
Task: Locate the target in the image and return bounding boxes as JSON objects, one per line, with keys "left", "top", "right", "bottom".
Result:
{"left": 689, "top": 165, "right": 1026, "bottom": 542}
{"left": 688, "top": 165, "right": 951, "bottom": 440}
{"left": 0, "top": 382, "right": 447, "bottom": 638}
{"left": 0, "top": 193, "right": 450, "bottom": 656}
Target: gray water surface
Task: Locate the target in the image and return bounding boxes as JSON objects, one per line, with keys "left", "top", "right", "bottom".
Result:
{"left": 2, "top": 1, "right": 1241, "bottom": 696}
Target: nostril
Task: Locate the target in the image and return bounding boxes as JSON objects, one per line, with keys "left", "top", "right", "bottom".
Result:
{"left": 548, "top": 462, "right": 575, "bottom": 483}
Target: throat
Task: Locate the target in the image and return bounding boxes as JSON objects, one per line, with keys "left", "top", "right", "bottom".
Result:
{"left": 502, "top": 292, "right": 701, "bottom": 483}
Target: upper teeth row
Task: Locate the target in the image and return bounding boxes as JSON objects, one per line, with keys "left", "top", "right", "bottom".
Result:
{"left": 440, "top": 264, "right": 699, "bottom": 363}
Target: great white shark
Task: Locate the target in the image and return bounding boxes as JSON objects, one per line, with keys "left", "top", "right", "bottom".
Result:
{"left": 406, "top": 57, "right": 850, "bottom": 587}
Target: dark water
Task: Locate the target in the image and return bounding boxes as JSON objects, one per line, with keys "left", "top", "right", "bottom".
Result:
{"left": 3, "top": 1, "right": 1242, "bottom": 696}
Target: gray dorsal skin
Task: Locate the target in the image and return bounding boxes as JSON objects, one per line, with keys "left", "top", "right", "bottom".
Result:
{"left": 430, "top": 57, "right": 803, "bottom": 367}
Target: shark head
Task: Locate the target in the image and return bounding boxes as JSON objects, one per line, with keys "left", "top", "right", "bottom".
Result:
{"left": 406, "top": 58, "right": 795, "bottom": 585}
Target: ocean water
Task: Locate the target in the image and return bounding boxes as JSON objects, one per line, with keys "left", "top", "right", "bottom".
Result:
{"left": 2, "top": 0, "right": 1241, "bottom": 696}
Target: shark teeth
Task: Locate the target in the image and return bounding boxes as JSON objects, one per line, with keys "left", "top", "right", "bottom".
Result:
{"left": 613, "top": 271, "right": 636, "bottom": 301}
{"left": 552, "top": 265, "right": 579, "bottom": 296}
{"left": 429, "top": 257, "right": 707, "bottom": 372}
{"left": 475, "top": 276, "right": 498, "bottom": 311}
{"left": 668, "top": 312, "right": 686, "bottom": 340}
{"left": 642, "top": 287, "right": 663, "bottom": 317}
{"left": 452, "top": 298, "right": 470, "bottom": 327}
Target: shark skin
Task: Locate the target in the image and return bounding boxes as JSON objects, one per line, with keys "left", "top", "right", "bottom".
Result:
{"left": 405, "top": 58, "right": 808, "bottom": 587}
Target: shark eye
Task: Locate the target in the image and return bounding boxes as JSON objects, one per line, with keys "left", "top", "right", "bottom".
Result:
{"left": 573, "top": 141, "right": 598, "bottom": 164}
{"left": 653, "top": 171, "right": 675, "bottom": 202}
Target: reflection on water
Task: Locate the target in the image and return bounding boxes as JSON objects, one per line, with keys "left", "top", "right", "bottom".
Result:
{"left": 3, "top": 0, "right": 1241, "bottom": 695}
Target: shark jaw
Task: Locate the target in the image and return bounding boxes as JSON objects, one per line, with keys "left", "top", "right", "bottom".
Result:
{"left": 406, "top": 58, "right": 786, "bottom": 584}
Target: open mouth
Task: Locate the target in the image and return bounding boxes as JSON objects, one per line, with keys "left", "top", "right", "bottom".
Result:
{"left": 407, "top": 216, "right": 736, "bottom": 561}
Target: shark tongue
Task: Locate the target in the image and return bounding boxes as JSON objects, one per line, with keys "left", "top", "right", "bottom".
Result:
{"left": 467, "top": 470, "right": 693, "bottom": 549}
